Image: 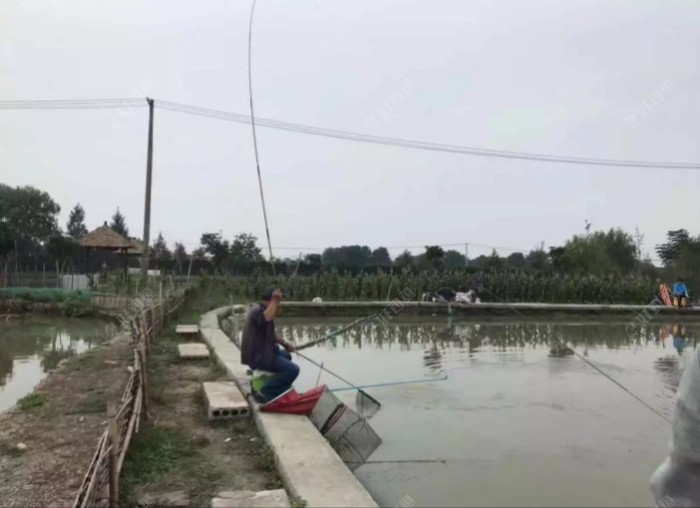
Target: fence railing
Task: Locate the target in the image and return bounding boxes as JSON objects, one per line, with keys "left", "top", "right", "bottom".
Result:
{"left": 72, "top": 287, "right": 188, "bottom": 508}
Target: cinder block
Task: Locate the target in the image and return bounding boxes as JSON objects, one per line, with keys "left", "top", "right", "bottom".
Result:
{"left": 176, "top": 324, "right": 200, "bottom": 335}
{"left": 178, "top": 343, "right": 210, "bottom": 359}
{"left": 212, "top": 490, "right": 289, "bottom": 508}
{"left": 203, "top": 381, "right": 249, "bottom": 420}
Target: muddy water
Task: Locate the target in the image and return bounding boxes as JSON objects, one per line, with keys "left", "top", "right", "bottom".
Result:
{"left": 277, "top": 318, "right": 696, "bottom": 508}
{"left": 0, "top": 317, "right": 110, "bottom": 412}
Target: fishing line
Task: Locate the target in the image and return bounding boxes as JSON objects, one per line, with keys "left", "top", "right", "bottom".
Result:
{"left": 479, "top": 288, "right": 672, "bottom": 424}
{"left": 248, "top": 0, "right": 276, "bottom": 276}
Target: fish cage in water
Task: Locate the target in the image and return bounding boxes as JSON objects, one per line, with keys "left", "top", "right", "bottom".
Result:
{"left": 310, "top": 389, "right": 382, "bottom": 470}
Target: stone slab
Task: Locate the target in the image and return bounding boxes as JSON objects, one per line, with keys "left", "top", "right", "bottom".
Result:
{"left": 203, "top": 381, "right": 249, "bottom": 420}
{"left": 212, "top": 489, "right": 289, "bottom": 508}
{"left": 176, "top": 324, "right": 199, "bottom": 335}
{"left": 177, "top": 343, "right": 209, "bottom": 359}
{"left": 200, "top": 307, "right": 379, "bottom": 508}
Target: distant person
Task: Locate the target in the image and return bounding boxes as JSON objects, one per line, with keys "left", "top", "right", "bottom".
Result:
{"left": 673, "top": 278, "right": 690, "bottom": 308}
{"left": 240, "top": 286, "right": 299, "bottom": 404}
{"left": 650, "top": 341, "right": 700, "bottom": 506}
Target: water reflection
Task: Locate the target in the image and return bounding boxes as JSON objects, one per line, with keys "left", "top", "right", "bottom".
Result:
{"left": 279, "top": 319, "right": 697, "bottom": 353}
{"left": 0, "top": 318, "right": 109, "bottom": 411}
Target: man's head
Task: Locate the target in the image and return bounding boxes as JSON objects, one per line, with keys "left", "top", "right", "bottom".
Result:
{"left": 261, "top": 285, "right": 280, "bottom": 306}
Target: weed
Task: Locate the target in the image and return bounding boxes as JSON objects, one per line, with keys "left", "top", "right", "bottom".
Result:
{"left": 291, "top": 497, "right": 309, "bottom": 508}
{"left": 17, "top": 393, "right": 46, "bottom": 411}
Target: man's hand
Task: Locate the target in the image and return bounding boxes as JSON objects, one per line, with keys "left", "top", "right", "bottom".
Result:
{"left": 272, "top": 288, "right": 283, "bottom": 302}
{"left": 283, "top": 341, "right": 296, "bottom": 353}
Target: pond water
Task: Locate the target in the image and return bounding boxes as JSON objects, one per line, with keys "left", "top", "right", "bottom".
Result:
{"left": 277, "top": 317, "right": 697, "bottom": 508}
{"left": 0, "top": 317, "right": 111, "bottom": 412}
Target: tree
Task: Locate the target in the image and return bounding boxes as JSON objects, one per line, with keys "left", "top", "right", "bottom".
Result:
{"left": 394, "top": 250, "right": 414, "bottom": 269}
{"left": 200, "top": 233, "right": 229, "bottom": 270}
{"left": 151, "top": 232, "right": 172, "bottom": 261}
{"left": 321, "top": 245, "right": 372, "bottom": 269}
{"left": 110, "top": 208, "right": 129, "bottom": 238}
{"left": 46, "top": 234, "right": 79, "bottom": 268}
{"left": 369, "top": 247, "right": 392, "bottom": 267}
{"left": 656, "top": 229, "right": 692, "bottom": 266}
{"left": 173, "top": 242, "right": 187, "bottom": 272}
{"left": 0, "top": 184, "right": 61, "bottom": 257}
{"left": 526, "top": 242, "right": 550, "bottom": 271}
{"left": 66, "top": 203, "right": 88, "bottom": 240}
{"left": 483, "top": 249, "right": 504, "bottom": 270}
{"left": 443, "top": 249, "right": 466, "bottom": 268}
{"left": 505, "top": 252, "right": 527, "bottom": 269}
{"left": 191, "top": 247, "right": 206, "bottom": 259}
{"left": 230, "top": 233, "right": 263, "bottom": 264}
{"left": 304, "top": 253, "right": 322, "bottom": 269}
{"left": 424, "top": 245, "right": 445, "bottom": 270}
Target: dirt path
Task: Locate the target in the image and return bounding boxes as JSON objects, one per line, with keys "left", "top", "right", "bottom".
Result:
{"left": 119, "top": 308, "right": 280, "bottom": 507}
{"left": 0, "top": 332, "right": 132, "bottom": 507}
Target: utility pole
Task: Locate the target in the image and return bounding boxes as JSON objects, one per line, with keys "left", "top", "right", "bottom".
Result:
{"left": 140, "top": 98, "right": 155, "bottom": 285}
{"left": 465, "top": 243, "right": 469, "bottom": 267}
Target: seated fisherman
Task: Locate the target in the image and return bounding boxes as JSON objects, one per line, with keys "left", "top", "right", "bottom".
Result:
{"left": 673, "top": 278, "right": 690, "bottom": 307}
{"left": 240, "top": 286, "right": 299, "bottom": 404}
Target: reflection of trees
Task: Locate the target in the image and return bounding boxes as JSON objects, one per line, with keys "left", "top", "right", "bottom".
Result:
{"left": 278, "top": 319, "right": 694, "bottom": 352}
{"left": 0, "top": 318, "right": 106, "bottom": 386}
{"left": 0, "top": 347, "right": 13, "bottom": 387}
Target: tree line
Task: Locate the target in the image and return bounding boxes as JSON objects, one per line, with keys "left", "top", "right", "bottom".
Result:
{"left": 1, "top": 183, "right": 697, "bottom": 289}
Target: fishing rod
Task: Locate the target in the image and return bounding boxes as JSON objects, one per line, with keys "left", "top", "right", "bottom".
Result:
{"left": 295, "top": 313, "right": 379, "bottom": 351}
{"left": 248, "top": 0, "right": 276, "bottom": 276}
{"left": 329, "top": 375, "right": 448, "bottom": 392}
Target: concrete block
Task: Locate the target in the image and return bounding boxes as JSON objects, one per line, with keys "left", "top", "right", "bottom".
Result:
{"left": 212, "top": 489, "right": 289, "bottom": 508}
{"left": 176, "top": 324, "right": 199, "bottom": 335}
{"left": 203, "top": 381, "right": 249, "bottom": 420}
{"left": 178, "top": 343, "right": 210, "bottom": 359}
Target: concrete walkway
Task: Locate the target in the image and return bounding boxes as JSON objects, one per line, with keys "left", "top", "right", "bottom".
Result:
{"left": 200, "top": 307, "right": 378, "bottom": 508}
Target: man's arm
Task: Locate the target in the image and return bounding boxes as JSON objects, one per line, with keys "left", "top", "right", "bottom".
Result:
{"left": 263, "top": 289, "right": 282, "bottom": 322}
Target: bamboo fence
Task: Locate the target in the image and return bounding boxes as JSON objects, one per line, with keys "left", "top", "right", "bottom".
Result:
{"left": 72, "top": 287, "right": 187, "bottom": 508}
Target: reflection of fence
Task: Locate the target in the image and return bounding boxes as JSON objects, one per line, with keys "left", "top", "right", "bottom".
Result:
{"left": 72, "top": 288, "right": 187, "bottom": 508}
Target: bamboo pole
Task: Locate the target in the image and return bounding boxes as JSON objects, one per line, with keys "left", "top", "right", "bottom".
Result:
{"left": 159, "top": 280, "right": 164, "bottom": 333}
{"left": 138, "top": 340, "right": 148, "bottom": 421}
{"left": 107, "top": 403, "right": 119, "bottom": 507}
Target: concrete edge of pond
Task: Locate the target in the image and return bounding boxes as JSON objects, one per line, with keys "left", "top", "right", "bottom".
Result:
{"left": 274, "top": 300, "right": 700, "bottom": 318}
{"left": 199, "top": 306, "right": 379, "bottom": 508}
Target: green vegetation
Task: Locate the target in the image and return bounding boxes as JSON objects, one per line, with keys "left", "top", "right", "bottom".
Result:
{"left": 290, "top": 497, "right": 309, "bottom": 508}
{"left": 17, "top": 393, "right": 46, "bottom": 411}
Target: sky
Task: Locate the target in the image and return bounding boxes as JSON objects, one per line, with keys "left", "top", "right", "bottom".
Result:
{"left": 1, "top": 0, "right": 699, "bottom": 263}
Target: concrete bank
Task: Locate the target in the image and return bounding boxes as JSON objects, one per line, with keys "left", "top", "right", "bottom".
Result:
{"left": 276, "top": 300, "right": 700, "bottom": 318}
{"left": 199, "top": 306, "right": 378, "bottom": 508}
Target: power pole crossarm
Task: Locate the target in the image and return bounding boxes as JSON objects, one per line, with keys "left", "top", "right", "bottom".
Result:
{"left": 141, "top": 98, "right": 155, "bottom": 284}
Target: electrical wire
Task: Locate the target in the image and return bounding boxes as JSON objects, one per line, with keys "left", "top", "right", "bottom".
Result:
{"left": 2, "top": 97, "right": 699, "bottom": 170}
{"left": 154, "top": 100, "right": 700, "bottom": 170}
{"left": 0, "top": 98, "right": 146, "bottom": 110}
{"left": 247, "top": 0, "right": 276, "bottom": 276}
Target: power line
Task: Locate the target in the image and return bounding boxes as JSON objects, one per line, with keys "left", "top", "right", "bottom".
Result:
{"left": 154, "top": 99, "right": 700, "bottom": 170}
{"left": 3, "top": 97, "right": 699, "bottom": 170}
{"left": 0, "top": 98, "right": 146, "bottom": 110}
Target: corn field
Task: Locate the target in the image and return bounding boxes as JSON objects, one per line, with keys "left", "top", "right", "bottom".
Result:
{"left": 203, "top": 270, "right": 659, "bottom": 304}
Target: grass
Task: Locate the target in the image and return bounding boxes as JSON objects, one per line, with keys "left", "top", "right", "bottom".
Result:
{"left": 17, "top": 393, "right": 46, "bottom": 411}
{"left": 290, "top": 497, "right": 309, "bottom": 508}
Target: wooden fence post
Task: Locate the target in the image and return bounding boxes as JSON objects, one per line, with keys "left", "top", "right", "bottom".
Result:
{"left": 159, "top": 280, "right": 164, "bottom": 333}
{"left": 139, "top": 339, "right": 149, "bottom": 421}
{"left": 107, "top": 402, "right": 120, "bottom": 507}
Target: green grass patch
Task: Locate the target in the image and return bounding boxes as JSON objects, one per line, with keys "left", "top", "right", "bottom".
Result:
{"left": 121, "top": 426, "right": 197, "bottom": 485}
{"left": 120, "top": 425, "right": 224, "bottom": 507}
{"left": 290, "top": 497, "right": 309, "bottom": 508}
{"left": 17, "top": 393, "right": 46, "bottom": 411}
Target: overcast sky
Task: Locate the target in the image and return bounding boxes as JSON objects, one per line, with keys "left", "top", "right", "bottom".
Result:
{"left": 1, "top": 0, "right": 699, "bottom": 262}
